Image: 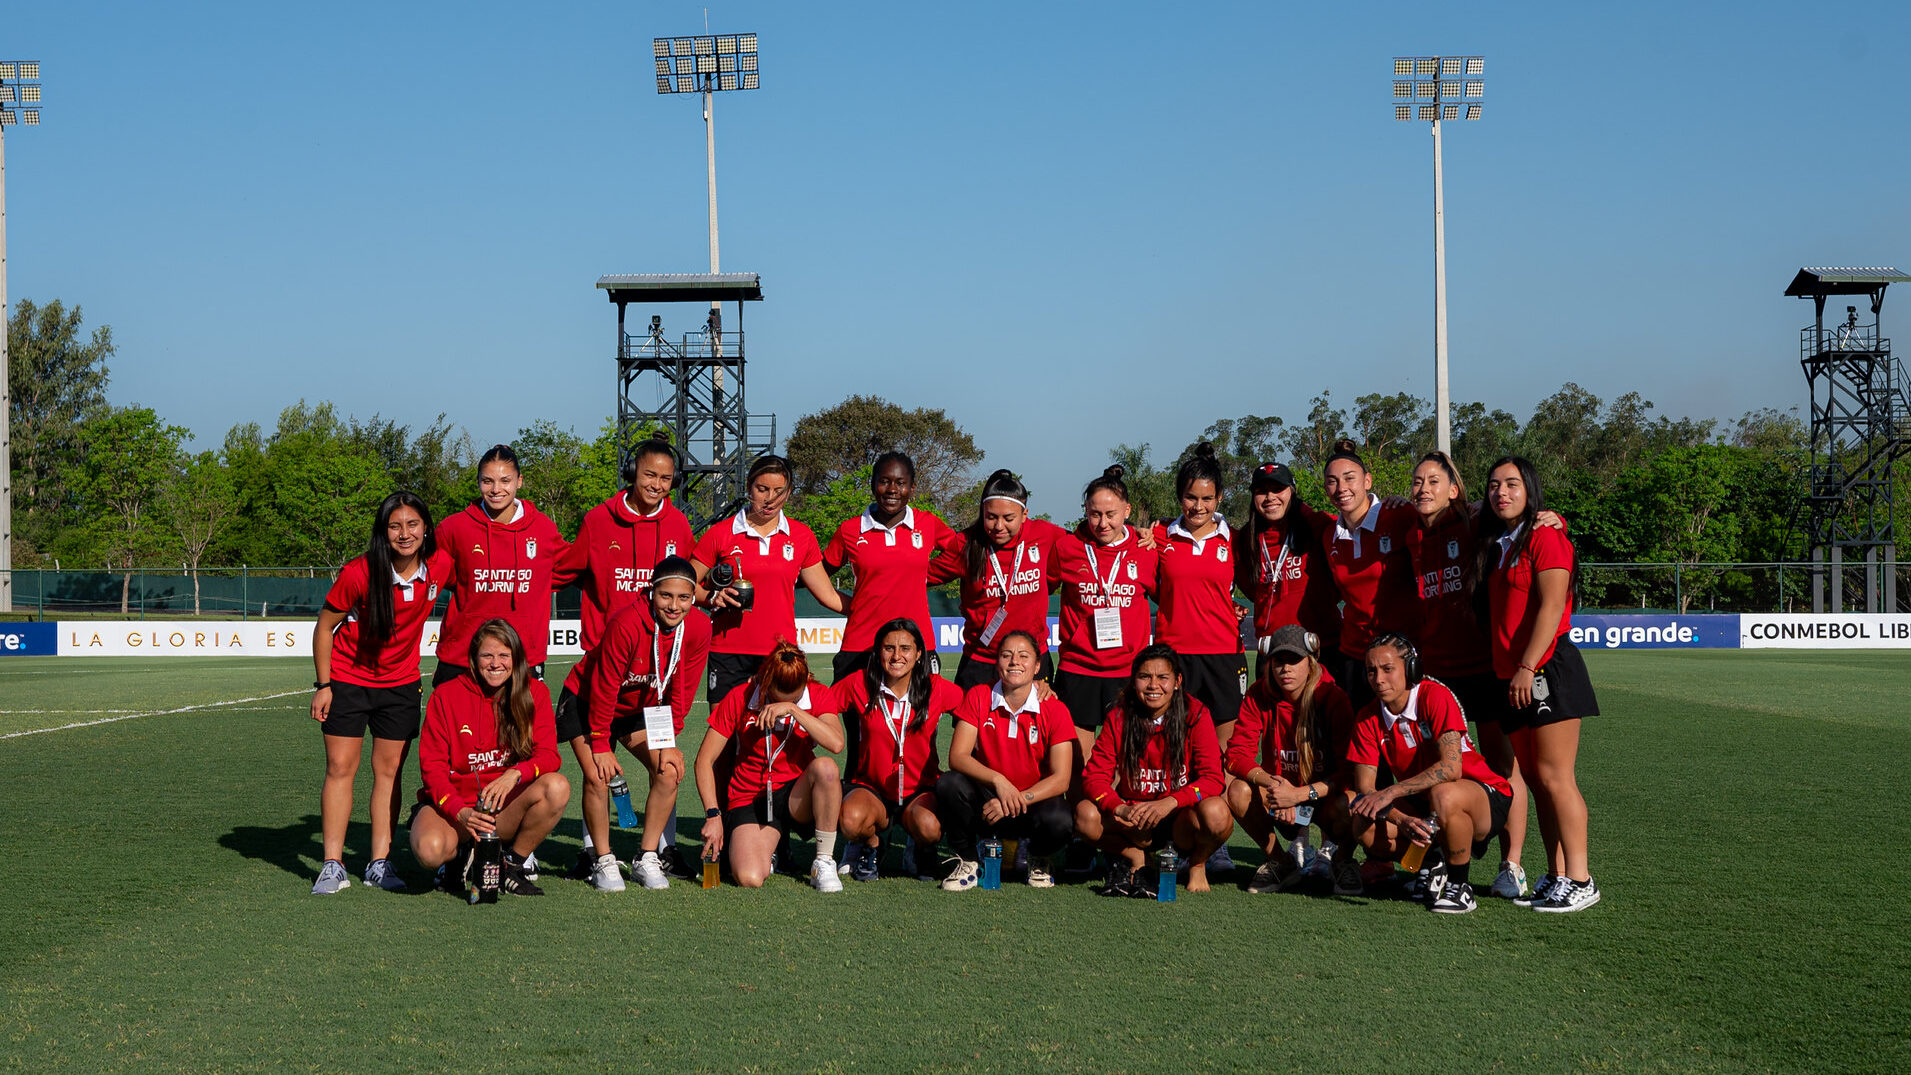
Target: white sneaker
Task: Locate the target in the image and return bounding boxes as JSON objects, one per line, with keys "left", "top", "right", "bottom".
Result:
{"left": 590, "top": 853, "right": 626, "bottom": 892}
{"left": 940, "top": 858, "right": 979, "bottom": 891}
{"left": 311, "top": 859, "right": 351, "bottom": 895}
{"left": 519, "top": 851, "right": 540, "bottom": 882}
{"left": 810, "top": 857, "right": 844, "bottom": 893}
{"left": 1026, "top": 862, "right": 1055, "bottom": 889}
{"left": 632, "top": 852, "right": 670, "bottom": 890}
{"left": 362, "top": 858, "right": 407, "bottom": 892}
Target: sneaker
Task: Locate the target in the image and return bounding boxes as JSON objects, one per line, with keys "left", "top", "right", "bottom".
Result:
{"left": 1246, "top": 855, "right": 1303, "bottom": 894}
{"left": 810, "top": 857, "right": 845, "bottom": 893}
{"left": 1489, "top": 861, "right": 1528, "bottom": 900}
{"left": 1514, "top": 873, "right": 1560, "bottom": 908}
{"left": 940, "top": 858, "right": 979, "bottom": 891}
{"left": 632, "top": 852, "right": 670, "bottom": 890}
{"left": 311, "top": 859, "right": 351, "bottom": 895}
{"left": 1205, "top": 845, "right": 1235, "bottom": 877}
{"left": 850, "top": 844, "right": 881, "bottom": 883}
{"left": 1417, "top": 858, "right": 1450, "bottom": 905}
{"left": 1430, "top": 880, "right": 1478, "bottom": 914}
{"left": 1330, "top": 856, "right": 1364, "bottom": 896}
{"left": 913, "top": 842, "right": 945, "bottom": 881}
{"left": 656, "top": 844, "right": 696, "bottom": 880}
{"left": 1307, "top": 841, "right": 1336, "bottom": 881}
{"left": 567, "top": 850, "right": 596, "bottom": 881}
{"left": 502, "top": 857, "right": 545, "bottom": 896}
{"left": 363, "top": 858, "right": 407, "bottom": 892}
{"left": 519, "top": 852, "right": 539, "bottom": 882}
{"left": 1100, "top": 861, "right": 1140, "bottom": 898}
{"left": 1534, "top": 876, "right": 1601, "bottom": 913}
{"left": 1026, "top": 862, "right": 1055, "bottom": 889}
{"left": 590, "top": 853, "right": 627, "bottom": 892}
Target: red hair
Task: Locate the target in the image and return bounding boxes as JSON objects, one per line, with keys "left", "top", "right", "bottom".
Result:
{"left": 753, "top": 639, "right": 811, "bottom": 701}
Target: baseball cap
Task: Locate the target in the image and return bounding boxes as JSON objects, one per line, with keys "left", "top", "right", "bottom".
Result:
{"left": 1259, "top": 624, "right": 1319, "bottom": 662}
{"left": 1251, "top": 462, "right": 1295, "bottom": 491}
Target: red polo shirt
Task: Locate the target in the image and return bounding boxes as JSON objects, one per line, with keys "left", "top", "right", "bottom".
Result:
{"left": 833, "top": 673, "right": 966, "bottom": 804}
{"left": 706, "top": 679, "right": 833, "bottom": 809}
{"left": 324, "top": 549, "right": 455, "bottom": 687}
{"left": 1321, "top": 495, "right": 1421, "bottom": 659}
{"left": 694, "top": 511, "right": 824, "bottom": 656}
{"left": 952, "top": 681, "right": 1074, "bottom": 791}
{"left": 1151, "top": 517, "right": 1245, "bottom": 655}
{"left": 1346, "top": 680, "right": 1511, "bottom": 795}
{"left": 822, "top": 506, "right": 960, "bottom": 652}
{"left": 1487, "top": 524, "right": 1576, "bottom": 679}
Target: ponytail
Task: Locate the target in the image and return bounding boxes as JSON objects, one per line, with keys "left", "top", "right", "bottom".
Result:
{"left": 1082, "top": 464, "right": 1129, "bottom": 504}
{"left": 965, "top": 469, "right": 1030, "bottom": 581}
{"left": 1175, "top": 441, "right": 1224, "bottom": 501}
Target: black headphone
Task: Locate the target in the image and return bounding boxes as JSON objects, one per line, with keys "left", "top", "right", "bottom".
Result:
{"left": 622, "top": 439, "right": 686, "bottom": 492}
{"left": 1369, "top": 632, "right": 1422, "bottom": 685}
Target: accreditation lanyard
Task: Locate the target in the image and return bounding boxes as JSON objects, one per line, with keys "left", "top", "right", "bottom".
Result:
{"left": 650, "top": 623, "right": 684, "bottom": 702}
{"left": 987, "top": 542, "right": 1028, "bottom": 604}
{"left": 1260, "top": 532, "right": 1292, "bottom": 597}
{"left": 1081, "top": 543, "right": 1126, "bottom": 601}
{"left": 877, "top": 691, "right": 912, "bottom": 804}
{"left": 759, "top": 712, "right": 795, "bottom": 822}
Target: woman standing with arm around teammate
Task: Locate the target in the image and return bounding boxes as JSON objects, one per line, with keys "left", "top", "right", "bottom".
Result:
{"left": 819, "top": 451, "right": 960, "bottom": 684}
{"left": 1149, "top": 444, "right": 1251, "bottom": 745}
{"left": 1478, "top": 456, "right": 1601, "bottom": 912}
{"left": 308, "top": 491, "right": 454, "bottom": 894}
{"left": 1319, "top": 439, "right": 1420, "bottom": 709}
{"left": 927, "top": 470, "right": 1068, "bottom": 690}
{"left": 1234, "top": 461, "right": 1342, "bottom": 647}
{"left": 694, "top": 454, "right": 846, "bottom": 706}
{"left": 434, "top": 444, "right": 570, "bottom": 686}
{"left": 1051, "top": 465, "right": 1159, "bottom": 757}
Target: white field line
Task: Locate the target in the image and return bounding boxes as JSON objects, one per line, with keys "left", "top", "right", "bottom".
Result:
{"left": 0, "top": 689, "right": 308, "bottom": 740}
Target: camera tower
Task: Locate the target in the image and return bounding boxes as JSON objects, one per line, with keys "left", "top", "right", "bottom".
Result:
{"left": 1784, "top": 266, "right": 1911, "bottom": 612}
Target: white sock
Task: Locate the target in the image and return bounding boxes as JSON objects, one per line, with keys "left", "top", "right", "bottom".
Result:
{"left": 814, "top": 830, "right": 838, "bottom": 860}
{"left": 580, "top": 816, "right": 593, "bottom": 852}
{"left": 657, "top": 806, "right": 678, "bottom": 854}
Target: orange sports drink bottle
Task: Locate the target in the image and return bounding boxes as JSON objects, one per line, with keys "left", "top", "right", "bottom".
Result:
{"left": 701, "top": 847, "right": 720, "bottom": 889}
{"left": 1399, "top": 812, "right": 1439, "bottom": 872}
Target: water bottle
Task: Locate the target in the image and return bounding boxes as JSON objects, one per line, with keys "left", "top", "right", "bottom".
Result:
{"left": 1399, "top": 812, "right": 1439, "bottom": 873}
{"left": 701, "top": 846, "right": 720, "bottom": 890}
{"left": 1155, "top": 847, "right": 1178, "bottom": 902}
{"left": 979, "top": 838, "right": 1003, "bottom": 890}
{"left": 472, "top": 810, "right": 502, "bottom": 904}
{"left": 608, "top": 774, "right": 637, "bottom": 829}
{"left": 1292, "top": 803, "right": 1315, "bottom": 870}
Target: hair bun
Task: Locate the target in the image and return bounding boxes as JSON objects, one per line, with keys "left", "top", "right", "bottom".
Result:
{"left": 1332, "top": 437, "right": 1360, "bottom": 456}
{"left": 1103, "top": 464, "right": 1126, "bottom": 481}
{"left": 1193, "top": 441, "right": 1217, "bottom": 460}
{"left": 987, "top": 468, "right": 1016, "bottom": 483}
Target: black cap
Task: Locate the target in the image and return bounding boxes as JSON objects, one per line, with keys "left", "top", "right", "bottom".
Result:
{"left": 1259, "top": 624, "right": 1319, "bottom": 662}
{"left": 1251, "top": 462, "right": 1295, "bottom": 490}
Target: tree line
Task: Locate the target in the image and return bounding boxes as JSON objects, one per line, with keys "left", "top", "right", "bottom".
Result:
{"left": 7, "top": 298, "right": 1852, "bottom": 613}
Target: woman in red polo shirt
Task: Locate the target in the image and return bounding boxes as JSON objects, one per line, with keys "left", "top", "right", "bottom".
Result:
{"left": 1052, "top": 465, "right": 1159, "bottom": 751}
{"left": 1150, "top": 443, "right": 1251, "bottom": 740}
{"left": 1319, "top": 439, "right": 1420, "bottom": 709}
{"left": 933, "top": 631, "right": 1076, "bottom": 890}
{"left": 832, "top": 618, "right": 966, "bottom": 882}
{"left": 1479, "top": 456, "right": 1601, "bottom": 913}
{"left": 411, "top": 620, "right": 570, "bottom": 896}
{"left": 820, "top": 451, "right": 961, "bottom": 685}
{"left": 309, "top": 491, "right": 455, "bottom": 895}
{"left": 694, "top": 454, "right": 846, "bottom": 706}
{"left": 1077, "top": 645, "right": 1232, "bottom": 896}
{"left": 694, "top": 641, "right": 847, "bottom": 891}
{"left": 927, "top": 470, "right": 1068, "bottom": 690}
{"left": 433, "top": 444, "right": 570, "bottom": 686}
{"left": 1234, "top": 461, "right": 1341, "bottom": 647}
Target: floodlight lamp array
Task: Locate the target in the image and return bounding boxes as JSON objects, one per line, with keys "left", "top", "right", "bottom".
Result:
{"left": 0, "top": 59, "right": 44, "bottom": 127}
{"left": 1389, "top": 56, "right": 1482, "bottom": 121}
{"left": 652, "top": 34, "right": 759, "bottom": 93}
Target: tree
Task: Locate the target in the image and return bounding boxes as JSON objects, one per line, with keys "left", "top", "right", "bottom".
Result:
{"left": 1278, "top": 392, "right": 1349, "bottom": 481}
{"left": 161, "top": 451, "right": 238, "bottom": 614}
{"left": 514, "top": 418, "right": 624, "bottom": 537}
{"left": 1106, "top": 443, "right": 1176, "bottom": 526}
{"left": 1176, "top": 414, "right": 1284, "bottom": 523}
{"left": 232, "top": 402, "right": 394, "bottom": 567}
{"left": 7, "top": 298, "right": 114, "bottom": 524}
{"left": 784, "top": 395, "right": 984, "bottom": 515}
{"left": 70, "top": 406, "right": 188, "bottom": 612}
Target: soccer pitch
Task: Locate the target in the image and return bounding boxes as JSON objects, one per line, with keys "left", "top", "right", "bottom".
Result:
{"left": 1, "top": 651, "right": 1905, "bottom": 1073}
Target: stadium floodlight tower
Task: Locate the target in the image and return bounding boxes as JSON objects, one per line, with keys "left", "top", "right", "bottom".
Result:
{"left": 0, "top": 59, "right": 45, "bottom": 614}
{"left": 1784, "top": 266, "right": 1911, "bottom": 613}
{"left": 1392, "top": 55, "right": 1484, "bottom": 457}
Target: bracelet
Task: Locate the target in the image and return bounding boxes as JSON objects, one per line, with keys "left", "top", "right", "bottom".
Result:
{"left": 1518, "top": 664, "right": 1538, "bottom": 674}
{"left": 704, "top": 807, "right": 721, "bottom": 819}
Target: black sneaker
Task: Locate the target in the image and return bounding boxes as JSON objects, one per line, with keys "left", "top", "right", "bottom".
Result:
{"left": 502, "top": 855, "right": 545, "bottom": 896}
{"left": 566, "top": 850, "right": 597, "bottom": 881}
{"left": 1534, "top": 876, "right": 1601, "bottom": 913}
{"left": 1099, "top": 861, "right": 1140, "bottom": 898}
{"left": 1514, "top": 873, "right": 1560, "bottom": 908}
{"left": 656, "top": 844, "right": 697, "bottom": 880}
{"left": 1430, "top": 880, "right": 1478, "bottom": 915}
{"left": 913, "top": 840, "right": 945, "bottom": 881}
{"left": 1418, "top": 858, "right": 1450, "bottom": 906}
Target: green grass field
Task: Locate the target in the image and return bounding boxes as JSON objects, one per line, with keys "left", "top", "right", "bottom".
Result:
{"left": 2, "top": 650, "right": 1906, "bottom": 1073}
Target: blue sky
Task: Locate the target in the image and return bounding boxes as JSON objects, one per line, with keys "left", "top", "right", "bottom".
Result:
{"left": 7, "top": 1, "right": 1910, "bottom": 518}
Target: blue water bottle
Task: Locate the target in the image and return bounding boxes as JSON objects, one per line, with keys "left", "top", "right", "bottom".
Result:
{"left": 1155, "top": 847, "right": 1178, "bottom": 902}
{"left": 608, "top": 774, "right": 638, "bottom": 829}
{"left": 979, "top": 838, "right": 1003, "bottom": 890}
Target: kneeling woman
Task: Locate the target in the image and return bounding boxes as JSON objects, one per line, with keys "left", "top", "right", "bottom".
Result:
{"left": 1078, "top": 645, "right": 1233, "bottom": 895}
{"left": 695, "top": 642, "right": 848, "bottom": 891}
{"left": 412, "top": 620, "right": 572, "bottom": 896}
{"left": 1345, "top": 634, "right": 1514, "bottom": 914}
{"left": 1225, "top": 625, "right": 1356, "bottom": 894}
{"left": 833, "top": 619, "right": 966, "bottom": 881}
{"left": 935, "top": 630, "right": 1076, "bottom": 889}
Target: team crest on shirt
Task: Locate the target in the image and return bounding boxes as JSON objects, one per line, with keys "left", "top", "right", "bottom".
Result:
{"left": 1448, "top": 539, "right": 1460, "bottom": 560}
{"left": 525, "top": 538, "right": 538, "bottom": 559}
{"left": 610, "top": 540, "right": 622, "bottom": 552}
{"left": 665, "top": 541, "right": 678, "bottom": 557}
{"left": 782, "top": 543, "right": 795, "bottom": 561}
{"left": 428, "top": 584, "right": 439, "bottom": 601}
{"left": 471, "top": 543, "right": 485, "bottom": 556}
{"left": 912, "top": 532, "right": 923, "bottom": 549}
{"left": 1379, "top": 536, "right": 1393, "bottom": 554}
{"left": 1027, "top": 723, "right": 1039, "bottom": 745}
{"left": 1218, "top": 544, "right": 1229, "bottom": 563}
{"left": 1127, "top": 562, "right": 1138, "bottom": 580}
{"left": 1028, "top": 546, "right": 1040, "bottom": 564}
{"left": 459, "top": 725, "right": 472, "bottom": 735}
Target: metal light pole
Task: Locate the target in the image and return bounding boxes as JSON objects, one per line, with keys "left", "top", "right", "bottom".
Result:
{"left": 0, "top": 60, "right": 44, "bottom": 615}
{"left": 1393, "top": 56, "right": 1482, "bottom": 457}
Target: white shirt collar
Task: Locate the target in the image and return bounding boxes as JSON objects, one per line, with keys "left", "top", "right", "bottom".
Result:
{"left": 390, "top": 559, "right": 430, "bottom": 585}
{"left": 1379, "top": 683, "right": 1422, "bottom": 732}
{"left": 1333, "top": 493, "right": 1382, "bottom": 555}
{"left": 746, "top": 684, "right": 812, "bottom": 711}
{"left": 878, "top": 680, "right": 907, "bottom": 702}
{"left": 859, "top": 505, "right": 915, "bottom": 534}
{"left": 623, "top": 493, "right": 666, "bottom": 519}
{"left": 1167, "top": 515, "right": 1231, "bottom": 554}
{"left": 732, "top": 508, "right": 791, "bottom": 553}
{"left": 1497, "top": 523, "right": 1527, "bottom": 567}
{"left": 989, "top": 681, "right": 1044, "bottom": 717}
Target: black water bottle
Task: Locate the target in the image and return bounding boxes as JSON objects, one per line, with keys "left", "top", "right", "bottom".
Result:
{"left": 472, "top": 810, "right": 502, "bottom": 904}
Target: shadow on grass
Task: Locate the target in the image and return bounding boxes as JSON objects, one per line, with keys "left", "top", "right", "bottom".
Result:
{"left": 218, "top": 814, "right": 437, "bottom": 896}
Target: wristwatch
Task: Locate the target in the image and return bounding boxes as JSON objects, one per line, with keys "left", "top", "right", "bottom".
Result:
{"left": 1306, "top": 785, "right": 1319, "bottom": 802}
{"left": 313, "top": 680, "right": 330, "bottom": 690}
{"left": 704, "top": 807, "right": 721, "bottom": 819}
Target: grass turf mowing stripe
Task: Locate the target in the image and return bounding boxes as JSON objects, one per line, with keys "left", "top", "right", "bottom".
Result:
{"left": 0, "top": 689, "right": 308, "bottom": 740}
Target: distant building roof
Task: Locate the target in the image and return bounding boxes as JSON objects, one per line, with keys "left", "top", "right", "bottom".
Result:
{"left": 596, "top": 273, "right": 763, "bottom": 303}
{"left": 1785, "top": 267, "right": 1911, "bottom": 297}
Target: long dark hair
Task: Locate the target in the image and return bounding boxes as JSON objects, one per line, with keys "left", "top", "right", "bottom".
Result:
{"left": 1114, "top": 644, "right": 1189, "bottom": 793}
{"left": 860, "top": 618, "right": 935, "bottom": 729}
{"left": 468, "top": 618, "right": 536, "bottom": 762}
{"left": 1175, "top": 441, "right": 1223, "bottom": 504}
{"left": 1415, "top": 450, "right": 1466, "bottom": 524}
{"left": 1238, "top": 462, "right": 1304, "bottom": 566}
{"left": 965, "top": 469, "right": 1031, "bottom": 582}
{"left": 355, "top": 491, "right": 436, "bottom": 664}
{"left": 1471, "top": 454, "right": 1576, "bottom": 614}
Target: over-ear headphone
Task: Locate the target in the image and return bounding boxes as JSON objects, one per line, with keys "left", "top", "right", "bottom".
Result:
{"left": 1369, "top": 632, "right": 1422, "bottom": 685}
{"left": 623, "top": 439, "right": 687, "bottom": 492}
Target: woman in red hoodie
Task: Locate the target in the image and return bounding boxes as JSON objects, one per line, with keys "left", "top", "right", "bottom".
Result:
{"left": 411, "top": 619, "right": 570, "bottom": 896}
{"left": 927, "top": 470, "right": 1068, "bottom": 690}
{"left": 1077, "top": 644, "right": 1232, "bottom": 895}
{"left": 434, "top": 444, "right": 571, "bottom": 686}
{"left": 1233, "top": 461, "right": 1341, "bottom": 647}
{"left": 1051, "top": 465, "right": 1159, "bottom": 752}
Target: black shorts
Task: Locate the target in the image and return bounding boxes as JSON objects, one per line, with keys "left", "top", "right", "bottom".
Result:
{"left": 953, "top": 649, "right": 1053, "bottom": 691}
{"left": 433, "top": 661, "right": 544, "bottom": 688}
{"left": 323, "top": 679, "right": 422, "bottom": 741}
{"left": 723, "top": 784, "right": 815, "bottom": 838}
{"left": 1052, "top": 667, "right": 1125, "bottom": 731}
{"left": 1474, "top": 779, "right": 1513, "bottom": 851}
{"left": 1499, "top": 638, "right": 1599, "bottom": 732}
{"left": 846, "top": 781, "right": 934, "bottom": 819}
{"left": 832, "top": 648, "right": 943, "bottom": 685}
{"left": 1437, "top": 672, "right": 1503, "bottom": 730}
{"left": 1178, "top": 652, "right": 1249, "bottom": 725}
{"left": 708, "top": 652, "right": 763, "bottom": 709}
{"left": 554, "top": 682, "right": 640, "bottom": 746}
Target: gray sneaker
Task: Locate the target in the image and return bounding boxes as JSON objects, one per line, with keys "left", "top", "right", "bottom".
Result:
{"left": 1205, "top": 845, "right": 1235, "bottom": 877}
{"left": 1330, "top": 856, "right": 1364, "bottom": 896}
{"left": 363, "top": 858, "right": 407, "bottom": 892}
{"left": 311, "top": 859, "right": 352, "bottom": 895}
{"left": 1489, "top": 861, "right": 1528, "bottom": 900}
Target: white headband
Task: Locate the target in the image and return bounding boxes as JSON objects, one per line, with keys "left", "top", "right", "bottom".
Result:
{"left": 982, "top": 494, "right": 1027, "bottom": 508}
